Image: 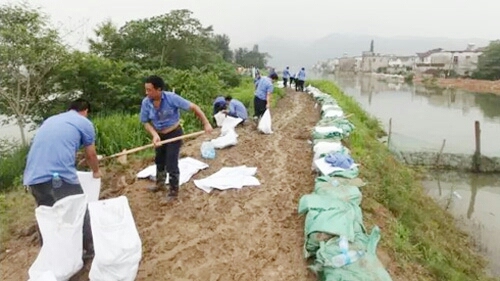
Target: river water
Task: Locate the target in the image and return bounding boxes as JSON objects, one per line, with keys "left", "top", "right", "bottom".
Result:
{"left": 312, "top": 73, "right": 500, "bottom": 276}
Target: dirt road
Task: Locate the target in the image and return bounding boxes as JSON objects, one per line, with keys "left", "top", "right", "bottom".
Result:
{"left": 0, "top": 88, "right": 320, "bottom": 280}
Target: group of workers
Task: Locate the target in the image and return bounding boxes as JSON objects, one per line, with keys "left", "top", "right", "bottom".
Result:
{"left": 282, "top": 66, "right": 306, "bottom": 91}
{"left": 22, "top": 71, "right": 280, "bottom": 260}
{"left": 213, "top": 71, "right": 279, "bottom": 123}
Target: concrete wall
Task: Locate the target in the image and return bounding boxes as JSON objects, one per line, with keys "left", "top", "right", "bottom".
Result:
{"left": 392, "top": 151, "right": 500, "bottom": 172}
{"left": 360, "top": 55, "right": 392, "bottom": 72}
{"left": 427, "top": 51, "right": 482, "bottom": 76}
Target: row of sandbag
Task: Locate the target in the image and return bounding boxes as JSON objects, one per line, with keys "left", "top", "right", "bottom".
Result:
{"left": 298, "top": 85, "right": 393, "bottom": 281}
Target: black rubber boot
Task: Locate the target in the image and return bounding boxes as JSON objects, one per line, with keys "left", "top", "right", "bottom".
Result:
{"left": 148, "top": 170, "right": 167, "bottom": 192}
{"left": 167, "top": 173, "right": 179, "bottom": 201}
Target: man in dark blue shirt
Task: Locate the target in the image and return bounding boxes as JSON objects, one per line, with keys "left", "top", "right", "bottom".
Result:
{"left": 140, "top": 75, "right": 213, "bottom": 201}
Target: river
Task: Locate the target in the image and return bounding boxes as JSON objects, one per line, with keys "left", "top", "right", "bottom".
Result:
{"left": 313, "top": 73, "right": 500, "bottom": 276}
{"left": 0, "top": 116, "right": 36, "bottom": 147}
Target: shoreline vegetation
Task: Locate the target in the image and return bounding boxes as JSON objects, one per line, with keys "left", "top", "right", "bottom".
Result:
{"left": 311, "top": 80, "right": 497, "bottom": 281}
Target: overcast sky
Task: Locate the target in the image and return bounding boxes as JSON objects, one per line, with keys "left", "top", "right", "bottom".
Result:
{"left": 1, "top": 0, "right": 498, "bottom": 50}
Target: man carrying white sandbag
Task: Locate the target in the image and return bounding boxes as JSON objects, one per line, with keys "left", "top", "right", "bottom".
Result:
{"left": 23, "top": 98, "right": 102, "bottom": 259}
{"left": 253, "top": 72, "right": 278, "bottom": 122}
{"left": 221, "top": 95, "right": 248, "bottom": 125}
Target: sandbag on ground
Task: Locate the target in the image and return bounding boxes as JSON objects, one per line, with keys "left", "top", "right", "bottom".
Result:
{"left": 298, "top": 187, "right": 364, "bottom": 258}
{"left": 88, "top": 196, "right": 142, "bottom": 281}
{"left": 314, "top": 175, "right": 366, "bottom": 189}
{"left": 28, "top": 194, "right": 87, "bottom": 281}
{"left": 316, "top": 117, "right": 355, "bottom": 138}
{"left": 313, "top": 157, "right": 360, "bottom": 179}
{"left": 311, "top": 227, "right": 393, "bottom": 281}
{"left": 312, "top": 126, "right": 344, "bottom": 140}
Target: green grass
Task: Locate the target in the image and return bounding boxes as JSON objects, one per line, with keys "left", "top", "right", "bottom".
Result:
{"left": 310, "top": 80, "right": 497, "bottom": 281}
{"left": 0, "top": 143, "right": 28, "bottom": 192}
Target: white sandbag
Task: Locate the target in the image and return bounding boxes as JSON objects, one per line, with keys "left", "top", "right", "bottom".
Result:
{"left": 88, "top": 196, "right": 142, "bottom": 281}
{"left": 214, "top": 112, "right": 226, "bottom": 127}
{"left": 321, "top": 104, "right": 341, "bottom": 112}
{"left": 194, "top": 166, "right": 261, "bottom": 193}
{"left": 28, "top": 194, "right": 87, "bottom": 281}
{"left": 211, "top": 129, "right": 238, "bottom": 149}
{"left": 313, "top": 141, "right": 343, "bottom": 156}
{"left": 136, "top": 157, "right": 209, "bottom": 186}
{"left": 323, "top": 109, "right": 344, "bottom": 118}
{"left": 312, "top": 91, "right": 328, "bottom": 99}
{"left": 30, "top": 271, "right": 57, "bottom": 281}
{"left": 77, "top": 171, "right": 101, "bottom": 202}
{"left": 314, "top": 126, "right": 343, "bottom": 135}
{"left": 258, "top": 109, "right": 273, "bottom": 134}
{"left": 311, "top": 142, "right": 343, "bottom": 170}
{"left": 221, "top": 116, "right": 243, "bottom": 136}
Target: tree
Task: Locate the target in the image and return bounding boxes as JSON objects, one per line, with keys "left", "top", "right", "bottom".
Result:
{"left": 211, "top": 34, "right": 233, "bottom": 62}
{"left": 88, "top": 10, "right": 217, "bottom": 70}
{"left": 472, "top": 40, "right": 500, "bottom": 81}
{"left": 234, "top": 45, "right": 268, "bottom": 68}
{"left": 48, "top": 51, "right": 144, "bottom": 116}
{"left": 0, "top": 3, "right": 66, "bottom": 146}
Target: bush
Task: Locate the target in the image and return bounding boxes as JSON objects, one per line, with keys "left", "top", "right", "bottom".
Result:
{"left": 0, "top": 141, "right": 28, "bottom": 191}
{"left": 92, "top": 113, "right": 150, "bottom": 156}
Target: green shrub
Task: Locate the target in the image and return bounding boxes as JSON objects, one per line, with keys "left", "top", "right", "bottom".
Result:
{"left": 92, "top": 113, "right": 150, "bottom": 156}
{"left": 0, "top": 142, "right": 28, "bottom": 191}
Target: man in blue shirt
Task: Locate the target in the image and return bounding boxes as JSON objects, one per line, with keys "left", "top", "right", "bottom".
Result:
{"left": 23, "top": 98, "right": 101, "bottom": 259}
{"left": 212, "top": 95, "right": 226, "bottom": 123}
{"left": 140, "top": 75, "right": 213, "bottom": 201}
{"left": 253, "top": 70, "right": 261, "bottom": 89}
{"left": 282, "top": 66, "right": 290, "bottom": 88}
{"left": 254, "top": 72, "right": 279, "bottom": 120}
{"left": 297, "top": 67, "right": 306, "bottom": 92}
{"left": 222, "top": 95, "right": 248, "bottom": 125}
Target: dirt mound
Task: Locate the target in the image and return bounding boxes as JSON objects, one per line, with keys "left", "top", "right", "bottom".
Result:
{"left": 0, "top": 89, "right": 321, "bottom": 280}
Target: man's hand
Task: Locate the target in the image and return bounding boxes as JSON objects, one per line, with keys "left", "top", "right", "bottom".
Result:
{"left": 266, "top": 103, "right": 270, "bottom": 109}
{"left": 204, "top": 123, "right": 213, "bottom": 134}
{"left": 152, "top": 134, "right": 161, "bottom": 147}
{"left": 93, "top": 170, "right": 102, "bottom": 179}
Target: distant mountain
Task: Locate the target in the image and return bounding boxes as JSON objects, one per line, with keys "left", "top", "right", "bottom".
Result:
{"left": 237, "top": 33, "right": 493, "bottom": 71}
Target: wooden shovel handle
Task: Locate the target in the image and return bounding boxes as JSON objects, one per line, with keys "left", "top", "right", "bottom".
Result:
{"left": 101, "top": 130, "right": 206, "bottom": 160}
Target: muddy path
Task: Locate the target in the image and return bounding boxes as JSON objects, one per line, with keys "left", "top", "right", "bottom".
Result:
{"left": 0, "top": 88, "right": 321, "bottom": 281}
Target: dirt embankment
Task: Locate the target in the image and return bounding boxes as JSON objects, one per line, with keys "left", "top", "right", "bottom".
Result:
{"left": 0, "top": 88, "right": 411, "bottom": 281}
{"left": 414, "top": 76, "right": 500, "bottom": 95}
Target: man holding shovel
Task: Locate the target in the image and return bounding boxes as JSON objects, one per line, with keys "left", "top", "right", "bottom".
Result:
{"left": 140, "top": 75, "right": 213, "bottom": 201}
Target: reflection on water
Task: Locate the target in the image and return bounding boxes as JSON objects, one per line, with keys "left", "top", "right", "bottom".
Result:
{"left": 312, "top": 73, "right": 500, "bottom": 156}
{"left": 422, "top": 171, "right": 500, "bottom": 276}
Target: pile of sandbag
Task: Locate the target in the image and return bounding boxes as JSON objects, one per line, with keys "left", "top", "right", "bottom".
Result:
{"left": 298, "top": 85, "right": 393, "bottom": 281}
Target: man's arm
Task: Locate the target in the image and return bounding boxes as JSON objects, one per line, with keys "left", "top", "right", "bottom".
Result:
{"left": 143, "top": 122, "right": 159, "bottom": 138}
{"left": 81, "top": 121, "right": 101, "bottom": 177}
{"left": 189, "top": 103, "right": 211, "bottom": 127}
{"left": 266, "top": 92, "right": 272, "bottom": 108}
{"left": 84, "top": 144, "right": 100, "bottom": 174}
{"left": 171, "top": 94, "right": 212, "bottom": 133}
{"left": 266, "top": 82, "right": 274, "bottom": 108}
